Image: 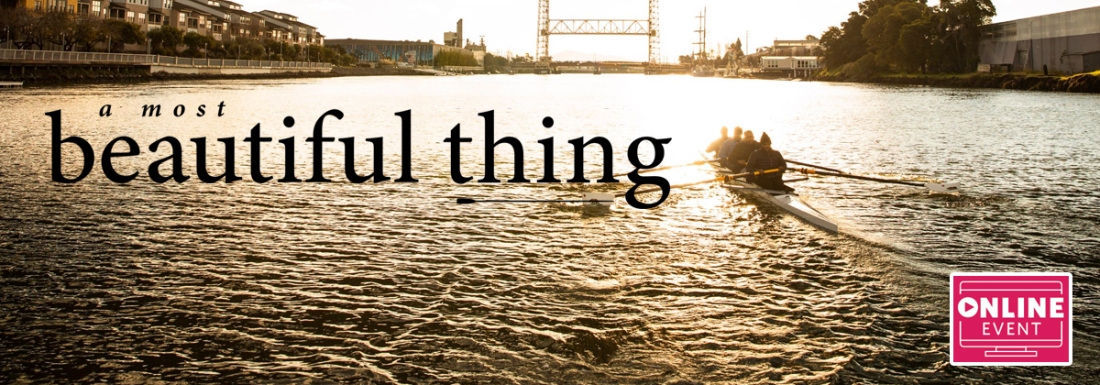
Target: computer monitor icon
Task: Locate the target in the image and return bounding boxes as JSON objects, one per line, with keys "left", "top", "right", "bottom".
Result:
{"left": 955, "top": 280, "right": 1066, "bottom": 358}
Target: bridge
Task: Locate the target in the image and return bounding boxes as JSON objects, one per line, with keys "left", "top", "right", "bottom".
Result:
{"left": 536, "top": 0, "right": 662, "bottom": 74}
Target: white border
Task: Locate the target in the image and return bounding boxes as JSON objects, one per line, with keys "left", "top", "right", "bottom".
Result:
{"left": 950, "top": 272, "right": 1073, "bottom": 366}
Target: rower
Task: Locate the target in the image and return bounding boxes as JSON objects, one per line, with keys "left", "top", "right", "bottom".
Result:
{"left": 717, "top": 126, "right": 743, "bottom": 169}
{"left": 746, "top": 133, "right": 792, "bottom": 192}
{"left": 706, "top": 126, "right": 729, "bottom": 156}
{"left": 726, "top": 130, "right": 760, "bottom": 173}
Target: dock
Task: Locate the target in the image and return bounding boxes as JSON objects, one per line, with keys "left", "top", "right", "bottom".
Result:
{"left": 0, "top": 81, "right": 22, "bottom": 89}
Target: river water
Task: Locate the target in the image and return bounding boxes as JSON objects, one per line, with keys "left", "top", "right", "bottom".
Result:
{"left": 1, "top": 75, "right": 1098, "bottom": 384}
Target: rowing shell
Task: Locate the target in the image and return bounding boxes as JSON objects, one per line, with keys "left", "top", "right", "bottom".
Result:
{"left": 712, "top": 163, "right": 839, "bottom": 233}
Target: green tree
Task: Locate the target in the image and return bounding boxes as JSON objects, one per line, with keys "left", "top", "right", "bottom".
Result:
{"left": 38, "top": 10, "right": 77, "bottom": 50}
{"left": 938, "top": 0, "right": 996, "bottom": 72}
{"left": 862, "top": 2, "right": 928, "bottom": 70}
{"left": 182, "top": 31, "right": 213, "bottom": 57}
{"left": 102, "top": 20, "right": 145, "bottom": 53}
{"left": 147, "top": 25, "right": 183, "bottom": 55}
{"left": 72, "top": 16, "right": 103, "bottom": 52}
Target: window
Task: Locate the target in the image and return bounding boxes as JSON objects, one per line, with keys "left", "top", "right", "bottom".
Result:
{"left": 78, "top": 3, "right": 89, "bottom": 14}
{"left": 92, "top": 1, "right": 101, "bottom": 14}
{"left": 138, "top": 13, "right": 145, "bottom": 24}
{"left": 179, "top": 13, "right": 186, "bottom": 24}
{"left": 127, "top": 11, "right": 135, "bottom": 23}
{"left": 110, "top": 9, "right": 126, "bottom": 19}
{"left": 34, "top": 1, "right": 42, "bottom": 11}
{"left": 187, "top": 18, "right": 198, "bottom": 28}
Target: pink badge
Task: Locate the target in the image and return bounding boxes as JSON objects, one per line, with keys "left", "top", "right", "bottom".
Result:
{"left": 951, "top": 273, "right": 1073, "bottom": 366}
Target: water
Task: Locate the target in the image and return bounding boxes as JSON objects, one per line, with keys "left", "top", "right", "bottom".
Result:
{"left": 1, "top": 76, "right": 1098, "bottom": 384}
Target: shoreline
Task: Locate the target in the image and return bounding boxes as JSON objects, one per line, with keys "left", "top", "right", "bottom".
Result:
{"left": 813, "top": 71, "right": 1100, "bottom": 93}
{"left": 6, "top": 64, "right": 1100, "bottom": 94}
{"left": 0, "top": 66, "right": 432, "bottom": 88}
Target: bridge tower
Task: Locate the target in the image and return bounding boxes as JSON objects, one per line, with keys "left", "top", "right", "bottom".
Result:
{"left": 536, "top": 0, "right": 662, "bottom": 74}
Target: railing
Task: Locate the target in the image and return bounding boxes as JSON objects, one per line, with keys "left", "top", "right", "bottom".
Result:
{"left": 0, "top": 49, "right": 332, "bottom": 69}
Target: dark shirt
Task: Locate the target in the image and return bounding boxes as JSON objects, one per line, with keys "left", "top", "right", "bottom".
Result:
{"left": 747, "top": 147, "right": 787, "bottom": 189}
{"left": 727, "top": 140, "right": 760, "bottom": 172}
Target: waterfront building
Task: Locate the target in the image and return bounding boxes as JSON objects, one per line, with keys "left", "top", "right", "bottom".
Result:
{"left": 11, "top": 0, "right": 77, "bottom": 12}
{"left": 145, "top": 0, "right": 171, "bottom": 30}
{"left": 76, "top": 0, "right": 106, "bottom": 17}
{"left": 257, "top": 10, "right": 322, "bottom": 46}
{"left": 173, "top": 0, "right": 228, "bottom": 40}
{"left": 465, "top": 37, "right": 487, "bottom": 65}
{"left": 106, "top": 0, "right": 148, "bottom": 25}
{"left": 757, "top": 38, "right": 822, "bottom": 76}
{"left": 325, "top": 39, "right": 479, "bottom": 67}
{"left": 979, "top": 6, "right": 1100, "bottom": 74}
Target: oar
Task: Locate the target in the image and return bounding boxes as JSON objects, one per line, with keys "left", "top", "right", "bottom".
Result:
{"left": 724, "top": 185, "right": 795, "bottom": 195}
{"left": 786, "top": 160, "right": 847, "bottom": 174}
{"left": 612, "top": 160, "right": 709, "bottom": 178}
{"left": 792, "top": 168, "right": 960, "bottom": 193}
{"left": 621, "top": 169, "right": 781, "bottom": 197}
{"left": 457, "top": 198, "right": 614, "bottom": 205}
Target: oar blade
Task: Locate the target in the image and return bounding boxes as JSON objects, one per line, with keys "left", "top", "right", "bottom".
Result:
{"left": 582, "top": 193, "right": 616, "bottom": 207}
{"left": 926, "top": 182, "right": 961, "bottom": 194}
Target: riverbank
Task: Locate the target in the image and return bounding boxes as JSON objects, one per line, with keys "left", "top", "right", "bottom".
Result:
{"left": 814, "top": 70, "right": 1100, "bottom": 93}
{"left": 0, "top": 66, "right": 431, "bottom": 87}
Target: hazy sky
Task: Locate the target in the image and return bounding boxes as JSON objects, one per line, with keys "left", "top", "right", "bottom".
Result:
{"left": 245, "top": 0, "right": 1100, "bottom": 61}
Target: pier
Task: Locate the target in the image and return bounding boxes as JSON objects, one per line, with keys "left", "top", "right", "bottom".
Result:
{"left": 0, "top": 49, "right": 331, "bottom": 76}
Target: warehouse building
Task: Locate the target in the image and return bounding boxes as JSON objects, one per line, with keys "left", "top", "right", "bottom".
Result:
{"left": 979, "top": 6, "right": 1100, "bottom": 74}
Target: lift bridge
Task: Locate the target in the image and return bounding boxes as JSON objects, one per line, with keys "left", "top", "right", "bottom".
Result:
{"left": 536, "top": 0, "right": 661, "bottom": 74}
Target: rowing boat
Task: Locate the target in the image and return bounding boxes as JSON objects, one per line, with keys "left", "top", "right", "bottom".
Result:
{"left": 710, "top": 162, "right": 839, "bottom": 233}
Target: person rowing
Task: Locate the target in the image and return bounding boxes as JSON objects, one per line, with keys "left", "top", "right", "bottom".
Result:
{"left": 746, "top": 133, "right": 793, "bottom": 192}
{"left": 725, "top": 130, "right": 760, "bottom": 173}
{"left": 717, "top": 126, "right": 743, "bottom": 169}
{"left": 706, "top": 126, "right": 729, "bottom": 156}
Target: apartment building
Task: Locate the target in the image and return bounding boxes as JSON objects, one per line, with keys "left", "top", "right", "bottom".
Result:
{"left": 106, "top": 0, "right": 148, "bottom": 25}
{"left": 172, "top": 0, "right": 230, "bottom": 40}
{"left": 205, "top": 0, "right": 263, "bottom": 40}
{"left": 15, "top": 0, "right": 322, "bottom": 48}
{"left": 76, "top": 0, "right": 105, "bottom": 17}
{"left": 15, "top": 0, "right": 78, "bottom": 12}
{"left": 257, "top": 10, "right": 322, "bottom": 46}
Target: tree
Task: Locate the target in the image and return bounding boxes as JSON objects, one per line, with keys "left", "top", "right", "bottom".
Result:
{"left": 182, "top": 31, "right": 213, "bottom": 57}
{"left": 862, "top": 2, "right": 927, "bottom": 70}
{"left": 72, "top": 16, "right": 103, "bottom": 52}
{"left": 38, "top": 10, "right": 77, "bottom": 51}
{"left": 147, "top": 25, "right": 183, "bottom": 55}
{"left": 819, "top": 11, "right": 870, "bottom": 69}
{"left": 102, "top": 20, "right": 145, "bottom": 53}
{"left": 938, "top": 0, "right": 996, "bottom": 72}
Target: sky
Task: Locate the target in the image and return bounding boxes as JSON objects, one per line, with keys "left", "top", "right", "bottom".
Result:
{"left": 243, "top": 0, "right": 1100, "bottom": 62}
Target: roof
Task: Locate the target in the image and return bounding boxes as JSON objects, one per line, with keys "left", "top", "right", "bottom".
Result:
{"left": 174, "top": 0, "right": 229, "bottom": 19}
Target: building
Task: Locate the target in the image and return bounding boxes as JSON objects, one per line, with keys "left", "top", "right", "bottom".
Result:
{"left": 173, "top": 0, "right": 228, "bottom": 40}
{"left": 758, "top": 38, "right": 821, "bottom": 75}
{"left": 444, "top": 19, "right": 463, "bottom": 48}
{"left": 465, "top": 36, "right": 487, "bottom": 65}
{"left": 106, "top": 0, "right": 149, "bottom": 25}
{"left": 11, "top": 0, "right": 77, "bottom": 12}
{"left": 257, "top": 10, "right": 322, "bottom": 46}
{"left": 979, "top": 6, "right": 1100, "bottom": 74}
{"left": 325, "top": 38, "right": 478, "bottom": 67}
{"left": 76, "top": 0, "right": 106, "bottom": 17}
